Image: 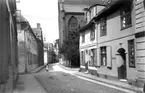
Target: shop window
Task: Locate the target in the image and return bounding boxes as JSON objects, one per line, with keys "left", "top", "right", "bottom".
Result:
{"left": 120, "top": 5, "right": 132, "bottom": 30}
{"left": 100, "top": 18, "right": 107, "bottom": 37}
{"left": 89, "top": 49, "right": 97, "bottom": 67}
{"left": 128, "top": 39, "right": 135, "bottom": 68}
{"left": 100, "top": 46, "right": 107, "bottom": 66}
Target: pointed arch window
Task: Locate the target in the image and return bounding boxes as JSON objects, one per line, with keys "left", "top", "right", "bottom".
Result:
{"left": 68, "top": 16, "right": 78, "bottom": 32}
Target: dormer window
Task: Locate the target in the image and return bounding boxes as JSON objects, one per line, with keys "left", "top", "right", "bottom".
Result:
{"left": 87, "top": 11, "right": 91, "bottom": 23}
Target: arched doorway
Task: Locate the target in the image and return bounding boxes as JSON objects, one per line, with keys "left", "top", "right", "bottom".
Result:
{"left": 117, "top": 48, "right": 126, "bottom": 79}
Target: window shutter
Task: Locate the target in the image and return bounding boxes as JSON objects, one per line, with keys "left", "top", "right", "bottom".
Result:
{"left": 94, "top": 49, "right": 97, "bottom": 66}
{"left": 97, "top": 48, "right": 100, "bottom": 67}
{"left": 83, "top": 51, "right": 85, "bottom": 66}
{"left": 107, "top": 46, "right": 112, "bottom": 68}
{"left": 80, "top": 52, "right": 82, "bottom": 66}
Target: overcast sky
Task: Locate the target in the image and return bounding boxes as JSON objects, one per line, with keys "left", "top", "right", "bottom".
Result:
{"left": 17, "top": 0, "right": 59, "bottom": 43}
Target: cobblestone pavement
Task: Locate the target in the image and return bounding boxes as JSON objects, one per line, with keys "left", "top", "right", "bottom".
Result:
{"left": 35, "top": 64, "right": 130, "bottom": 93}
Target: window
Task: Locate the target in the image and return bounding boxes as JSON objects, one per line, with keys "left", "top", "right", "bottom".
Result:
{"left": 100, "top": 46, "right": 107, "bottom": 66}
{"left": 100, "top": 18, "right": 107, "bottom": 36}
{"left": 120, "top": 5, "right": 132, "bottom": 29}
{"left": 90, "top": 29, "right": 95, "bottom": 41}
{"left": 89, "top": 49, "right": 96, "bottom": 67}
{"left": 87, "top": 11, "right": 91, "bottom": 23}
{"left": 68, "top": 16, "right": 78, "bottom": 32}
{"left": 82, "top": 34, "right": 85, "bottom": 43}
{"left": 128, "top": 39, "right": 135, "bottom": 68}
{"left": 81, "top": 51, "right": 85, "bottom": 66}
{"left": 90, "top": 8, "right": 94, "bottom": 19}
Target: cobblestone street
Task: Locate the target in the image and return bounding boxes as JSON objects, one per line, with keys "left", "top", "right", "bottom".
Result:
{"left": 34, "top": 64, "right": 135, "bottom": 93}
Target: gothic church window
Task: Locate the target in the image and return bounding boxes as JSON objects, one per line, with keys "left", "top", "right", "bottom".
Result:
{"left": 68, "top": 16, "right": 78, "bottom": 32}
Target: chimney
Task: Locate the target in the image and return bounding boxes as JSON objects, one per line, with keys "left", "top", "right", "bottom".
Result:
{"left": 37, "top": 23, "right": 41, "bottom": 29}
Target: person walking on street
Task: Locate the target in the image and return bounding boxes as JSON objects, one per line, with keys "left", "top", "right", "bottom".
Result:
{"left": 45, "top": 64, "right": 49, "bottom": 72}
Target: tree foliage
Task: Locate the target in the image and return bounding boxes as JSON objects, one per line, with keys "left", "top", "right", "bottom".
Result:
{"left": 59, "top": 31, "right": 80, "bottom": 67}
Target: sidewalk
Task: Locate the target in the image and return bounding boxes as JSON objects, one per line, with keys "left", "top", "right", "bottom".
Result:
{"left": 75, "top": 72, "right": 143, "bottom": 93}
{"left": 13, "top": 74, "right": 46, "bottom": 93}
{"left": 60, "top": 65, "right": 144, "bottom": 93}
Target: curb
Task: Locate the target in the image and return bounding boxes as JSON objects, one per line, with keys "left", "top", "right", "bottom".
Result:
{"left": 59, "top": 64, "right": 80, "bottom": 71}
{"left": 34, "top": 76, "right": 49, "bottom": 93}
{"left": 35, "top": 65, "right": 46, "bottom": 73}
{"left": 75, "top": 73, "right": 143, "bottom": 93}
{"left": 29, "top": 65, "right": 46, "bottom": 74}
{"left": 59, "top": 64, "right": 143, "bottom": 92}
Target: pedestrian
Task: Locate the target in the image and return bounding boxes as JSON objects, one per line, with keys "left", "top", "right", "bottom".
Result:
{"left": 45, "top": 65, "right": 49, "bottom": 72}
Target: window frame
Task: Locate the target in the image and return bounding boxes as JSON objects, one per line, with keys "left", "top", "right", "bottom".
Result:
{"left": 88, "top": 49, "right": 97, "bottom": 67}
{"left": 100, "top": 46, "right": 107, "bottom": 66}
{"left": 68, "top": 16, "right": 78, "bottom": 32}
{"left": 128, "top": 39, "right": 135, "bottom": 68}
{"left": 90, "top": 8, "right": 94, "bottom": 19}
{"left": 100, "top": 18, "right": 107, "bottom": 37}
{"left": 120, "top": 5, "right": 132, "bottom": 30}
{"left": 90, "top": 28, "right": 95, "bottom": 41}
{"left": 87, "top": 10, "right": 91, "bottom": 23}
{"left": 82, "top": 34, "right": 85, "bottom": 43}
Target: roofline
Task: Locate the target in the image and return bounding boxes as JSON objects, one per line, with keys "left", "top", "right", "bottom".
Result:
{"left": 27, "top": 24, "right": 38, "bottom": 41}
{"left": 65, "top": 12, "right": 84, "bottom": 15}
{"left": 79, "top": 0, "right": 133, "bottom": 33}
{"left": 79, "top": 21, "right": 95, "bottom": 33}
{"left": 92, "top": 0, "right": 133, "bottom": 21}
{"left": 18, "top": 16, "right": 38, "bottom": 41}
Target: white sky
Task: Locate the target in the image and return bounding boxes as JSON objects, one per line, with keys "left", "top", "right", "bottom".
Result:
{"left": 17, "top": 0, "right": 59, "bottom": 43}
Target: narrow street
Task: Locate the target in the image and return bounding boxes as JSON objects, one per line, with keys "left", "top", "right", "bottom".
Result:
{"left": 33, "top": 63, "right": 135, "bottom": 93}
{"left": 1, "top": 0, "right": 145, "bottom": 93}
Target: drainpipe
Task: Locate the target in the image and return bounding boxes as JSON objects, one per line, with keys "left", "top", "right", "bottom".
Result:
{"left": 6, "top": 0, "right": 16, "bottom": 89}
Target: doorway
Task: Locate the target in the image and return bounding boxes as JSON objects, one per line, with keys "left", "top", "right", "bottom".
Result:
{"left": 117, "top": 48, "right": 126, "bottom": 79}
